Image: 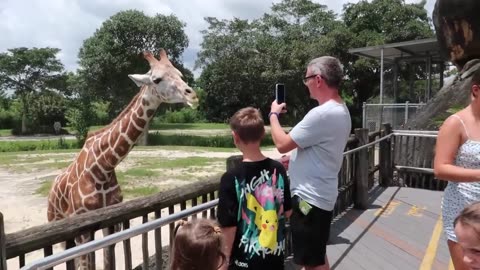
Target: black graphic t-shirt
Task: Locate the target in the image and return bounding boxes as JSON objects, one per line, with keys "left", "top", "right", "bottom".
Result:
{"left": 217, "top": 158, "right": 292, "bottom": 270}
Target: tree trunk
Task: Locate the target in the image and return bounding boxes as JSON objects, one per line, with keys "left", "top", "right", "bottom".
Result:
{"left": 433, "top": 0, "right": 480, "bottom": 69}
{"left": 137, "top": 122, "right": 149, "bottom": 146}
{"left": 404, "top": 60, "right": 480, "bottom": 130}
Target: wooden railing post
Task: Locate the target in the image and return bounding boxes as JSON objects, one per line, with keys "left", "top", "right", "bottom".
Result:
{"left": 0, "top": 213, "right": 6, "bottom": 270}
{"left": 354, "top": 128, "right": 369, "bottom": 209}
{"left": 380, "top": 123, "right": 393, "bottom": 187}
{"left": 226, "top": 155, "right": 243, "bottom": 170}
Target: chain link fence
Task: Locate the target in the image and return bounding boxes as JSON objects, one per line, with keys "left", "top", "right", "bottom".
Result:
{"left": 362, "top": 102, "right": 425, "bottom": 132}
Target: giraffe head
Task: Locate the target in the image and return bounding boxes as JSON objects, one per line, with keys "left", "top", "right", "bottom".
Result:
{"left": 128, "top": 49, "right": 198, "bottom": 107}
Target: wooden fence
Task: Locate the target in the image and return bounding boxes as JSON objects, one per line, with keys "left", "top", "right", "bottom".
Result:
{"left": 0, "top": 126, "right": 392, "bottom": 270}
{"left": 393, "top": 130, "right": 445, "bottom": 190}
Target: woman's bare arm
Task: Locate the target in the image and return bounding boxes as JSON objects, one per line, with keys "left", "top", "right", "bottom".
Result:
{"left": 434, "top": 116, "right": 480, "bottom": 182}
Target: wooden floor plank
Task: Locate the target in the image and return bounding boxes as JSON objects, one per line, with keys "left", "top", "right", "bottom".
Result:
{"left": 326, "top": 187, "right": 449, "bottom": 270}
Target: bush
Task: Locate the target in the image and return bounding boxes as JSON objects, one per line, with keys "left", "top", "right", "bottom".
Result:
{"left": 147, "top": 132, "right": 274, "bottom": 148}
{"left": 65, "top": 107, "right": 91, "bottom": 145}
{"left": 0, "top": 131, "right": 274, "bottom": 152}
{"left": 92, "top": 101, "right": 110, "bottom": 125}
{"left": 0, "top": 138, "right": 78, "bottom": 152}
{"left": 155, "top": 108, "right": 206, "bottom": 124}
{"left": 0, "top": 108, "right": 18, "bottom": 129}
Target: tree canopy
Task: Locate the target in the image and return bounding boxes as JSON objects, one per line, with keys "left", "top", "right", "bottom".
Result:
{"left": 0, "top": 47, "right": 67, "bottom": 132}
{"left": 196, "top": 0, "right": 434, "bottom": 126}
{"left": 77, "top": 10, "right": 191, "bottom": 117}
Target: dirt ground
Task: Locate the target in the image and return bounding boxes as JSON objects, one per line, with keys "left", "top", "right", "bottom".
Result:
{"left": 0, "top": 146, "right": 287, "bottom": 269}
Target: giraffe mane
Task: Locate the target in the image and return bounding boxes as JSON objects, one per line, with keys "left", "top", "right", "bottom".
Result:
{"left": 86, "top": 86, "right": 147, "bottom": 139}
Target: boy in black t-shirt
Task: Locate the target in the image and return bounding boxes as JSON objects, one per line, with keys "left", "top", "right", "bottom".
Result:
{"left": 218, "top": 107, "right": 292, "bottom": 270}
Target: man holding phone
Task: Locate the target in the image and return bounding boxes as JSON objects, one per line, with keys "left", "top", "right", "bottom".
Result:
{"left": 268, "top": 56, "right": 351, "bottom": 270}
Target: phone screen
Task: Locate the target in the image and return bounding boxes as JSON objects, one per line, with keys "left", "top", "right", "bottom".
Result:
{"left": 276, "top": 83, "right": 285, "bottom": 104}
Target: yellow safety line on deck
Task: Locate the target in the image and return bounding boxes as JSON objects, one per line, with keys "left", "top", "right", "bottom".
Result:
{"left": 407, "top": 205, "right": 426, "bottom": 217}
{"left": 374, "top": 200, "right": 401, "bottom": 217}
{"left": 448, "top": 259, "right": 454, "bottom": 270}
{"left": 419, "top": 216, "right": 443, "bottom": 270}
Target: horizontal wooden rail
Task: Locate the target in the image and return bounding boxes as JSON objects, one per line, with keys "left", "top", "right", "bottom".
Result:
{"left": 395, "top": 165, "right": 434, "bottom": 174}
{"left": 5, "top": 178, "right": 220, "bottom": 259}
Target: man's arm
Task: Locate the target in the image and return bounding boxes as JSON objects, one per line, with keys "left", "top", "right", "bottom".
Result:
{"left": 220, "top": 226, "right": 237, "bottom": 270}
{"left": 269, "top": 101, "right": 298, "bottom": 153}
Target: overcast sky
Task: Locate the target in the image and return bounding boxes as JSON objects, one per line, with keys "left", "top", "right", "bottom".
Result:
{"left": 0, "top": 0, "right": 435, "bottom": 77}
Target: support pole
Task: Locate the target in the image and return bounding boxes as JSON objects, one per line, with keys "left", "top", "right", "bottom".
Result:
{"left": 0, "top": 213, "right": 6, "bottom": 270}
{"left": 354, "top": 128, "right": 369, "bottom": 209}
{"left": 362, "top": 102, "right": 367, "bottom": 129}
{"left": 380, "top": 48, "right": 384, "bottom": 104}
{"left": 380, "top": 123, "right": 393, "bottom": 187}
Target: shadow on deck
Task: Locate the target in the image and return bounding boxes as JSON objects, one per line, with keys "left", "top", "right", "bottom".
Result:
{"left": 286, "top": 186, "right": 450, "bottom": 270}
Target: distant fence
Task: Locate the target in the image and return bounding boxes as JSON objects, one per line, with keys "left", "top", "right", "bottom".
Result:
{"left": 363, "top": 102, "right": 425, "bottom": 131}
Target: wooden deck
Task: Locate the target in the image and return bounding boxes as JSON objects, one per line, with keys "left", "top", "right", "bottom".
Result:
{"left": 286, "top": 186, "right": 451, "bottom": 270}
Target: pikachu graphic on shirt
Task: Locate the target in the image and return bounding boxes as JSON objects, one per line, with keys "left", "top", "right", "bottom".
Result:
{"left": 246, "top": 193, "right": 278, "bottom": 250}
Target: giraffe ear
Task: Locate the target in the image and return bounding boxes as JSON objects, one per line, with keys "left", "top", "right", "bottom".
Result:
{"left": 128, "top": 74, "right": 150, "bottom": 87}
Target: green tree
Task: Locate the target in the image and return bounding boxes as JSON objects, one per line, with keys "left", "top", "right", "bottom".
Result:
{"left": 78, "top": 10, "right": 191, "bottom": 119}
{"left": 197, "top": 0, "right": 433, "bottom": 127}
{"left": 197, "top": 0, "right": 338, "bottom": 123}
{"left": 29, "top": 90, "right": 68, "bottom": 129}
{"left": 65, "top": 73, "right": 94, "bottom": 145}
{"left": 342, "top": 0, "right": 434, "bottom": 103}
{"left": 0, "top": 47, "right": 67, "bottom": 133}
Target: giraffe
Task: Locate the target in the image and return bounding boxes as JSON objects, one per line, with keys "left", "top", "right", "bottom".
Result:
{"left": 47, "top": 49, "right": 198, "bottom": 269}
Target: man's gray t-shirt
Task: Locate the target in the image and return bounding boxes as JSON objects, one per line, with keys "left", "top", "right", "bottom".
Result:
{"left": 288, "top": 100, "right": 351, "bottom": 211}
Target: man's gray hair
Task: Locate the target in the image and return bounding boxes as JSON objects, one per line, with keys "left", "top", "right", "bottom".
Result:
{"left": 307, "top": 56, "right": 344, "bottom": 89}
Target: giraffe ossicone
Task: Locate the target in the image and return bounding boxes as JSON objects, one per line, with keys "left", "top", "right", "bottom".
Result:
{"left": 47, "top": 49, "right": 198, "bottom": 270}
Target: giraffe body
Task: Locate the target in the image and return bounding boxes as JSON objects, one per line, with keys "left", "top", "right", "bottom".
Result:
{"left": 47, "top": 49, "right": 198, "bottom": 269}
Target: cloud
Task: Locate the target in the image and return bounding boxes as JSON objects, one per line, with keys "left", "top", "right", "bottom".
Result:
{"left": 0, "top": 0, "right": 436, "bottom": 78}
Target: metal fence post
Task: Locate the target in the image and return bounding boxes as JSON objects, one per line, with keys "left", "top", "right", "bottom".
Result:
{"left": 362, "top": 102, "right": 367, "bottom": 129}
{"left": 0, "top": 213, "right": 6, "bottom": 270}
{"left": 404, "top": 101, "right": 410, "bottom": 125}
{"left": 226, "top": 155, "right": 243, "bottom": 170}
{"left": 354, "top": 128, "right": 369, "bottom": 209}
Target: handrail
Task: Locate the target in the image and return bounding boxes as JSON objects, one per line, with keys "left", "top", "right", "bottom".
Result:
{"left": 21, "top": 199, "right": 219, "bottom": 270}
{"left": 393, "top": 130, "right": 438, "bottom": 134}
{"left": 364, "top": 103, "right": 425, "bottom": 106}
{"left": 5, "top": 177, "right": 219, "bottom": 259}
{"left": 343, "top": 134, "right": 393, "bottom": 155}
{"left": 393, "top": 132, "right": 437, "bottom": 138}
{"left": 395, "top": 166, "right": 434, "bottom": 174}
{"left": 15, "top": 128, "right": 440, "bottom": 270}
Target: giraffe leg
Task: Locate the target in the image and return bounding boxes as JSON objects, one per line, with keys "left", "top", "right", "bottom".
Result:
{"left": 102, "top": 171, "right": 123, "bottom": 270}
{"left": 74, "top": 233, "right": 94, "bottom": 270}
{"left": 102, "top": 226, "right": 117, "bottom": 270}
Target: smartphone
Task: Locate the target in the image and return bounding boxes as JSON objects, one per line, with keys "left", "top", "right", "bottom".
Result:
{"left": 275, "top": 83, "right": 286, "bottom": 104}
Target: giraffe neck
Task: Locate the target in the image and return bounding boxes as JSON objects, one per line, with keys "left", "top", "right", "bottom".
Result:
{"left": 87, "top": 86, "right": 163, "bottom": 171}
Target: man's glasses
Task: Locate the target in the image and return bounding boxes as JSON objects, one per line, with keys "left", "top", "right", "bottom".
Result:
{"left": 303, "top": 74, "right": 322, "bottom": 84}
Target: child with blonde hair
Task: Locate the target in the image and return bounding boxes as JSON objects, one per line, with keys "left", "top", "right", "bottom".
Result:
{"left": 170, "top": 218, "right": 226, "bottom": 270}
{"left": 454, "top": 201, "right": 480, "bottom": 269}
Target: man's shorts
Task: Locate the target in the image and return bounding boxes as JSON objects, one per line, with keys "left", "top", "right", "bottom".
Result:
{"left": 290, "top": 195, "right": 333, "bottom": 266}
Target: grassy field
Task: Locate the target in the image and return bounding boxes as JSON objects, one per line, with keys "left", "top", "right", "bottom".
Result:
{"left": 63, "top": 123, "right": 230, "bottom": 134}
{"left": 0, "top": 146, "right": 235, "bottom": 199}
{"left": 0, "top": 129, "right": 11, "bottom": 136}
{"left": 1, "top": 123, "right": 230, "bottom": 137}
{"left": 150, "top": 123, "right": 229, "bottom": 130}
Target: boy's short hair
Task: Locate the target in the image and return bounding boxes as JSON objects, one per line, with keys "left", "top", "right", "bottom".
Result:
{"left": 454, "top": 201, "right": 480, "bottom": 236}
{"left": 229, "top": 107, "right": 265, "bottom": 144}
{"left": 472, "top": 68, "right": 480, "bottom": 86}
